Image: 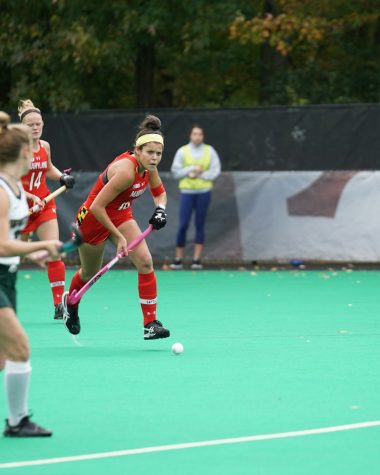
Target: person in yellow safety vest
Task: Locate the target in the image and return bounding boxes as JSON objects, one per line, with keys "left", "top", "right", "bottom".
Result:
{"left": 170, "top": 125, "right": 221, "bottom": 270}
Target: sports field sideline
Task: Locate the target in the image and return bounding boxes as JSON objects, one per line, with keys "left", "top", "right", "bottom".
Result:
{"left": 0, "top": 268, "right": 379, "bottom": 474}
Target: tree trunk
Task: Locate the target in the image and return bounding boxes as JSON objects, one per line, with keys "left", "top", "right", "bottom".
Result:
{"left": 0, "top": 63, "right": 11, "bottom": 109}
{"left": 135, "top": 44, "right": 155, "bottom": 108}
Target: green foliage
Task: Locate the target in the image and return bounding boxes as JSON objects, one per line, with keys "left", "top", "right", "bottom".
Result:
{"left": 0, "top": 0, "right": 379, "bottom": 110}
{"left": 230, "top": 0, "right": 380, "bottom": 105}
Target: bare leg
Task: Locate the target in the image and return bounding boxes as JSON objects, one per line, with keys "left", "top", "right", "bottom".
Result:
{"left": 170, "top": 246, "right": 185, "bottom": 269}
{"left": 193, "top": 243, "right": 203, "bottom": 261}
{"left": 0, "top": 308, "right": 30, "bottom": 363}
{"left": 112, "top": 220, "right": 169, "bottom": 339}
{"left": 0, "top": 308, "right": 31, "bottom": 427}
{"left": 35, "top": 219, "right": 59, "bottom": 241}
{"left": 78, "top": 242, "right": 106, "bottom": 282}
{"left": 62, "top": 242, "right": 105, "bottom": 335}
{"left": 0, "top": 308, "right": 52, "bottom": 435}
{"left": 175, "top": 246, "right": 185, "bottom": 260}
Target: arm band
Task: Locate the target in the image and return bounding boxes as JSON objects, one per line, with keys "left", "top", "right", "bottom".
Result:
{"left": 150, "top": 183, "right": 166, "bottom": 197}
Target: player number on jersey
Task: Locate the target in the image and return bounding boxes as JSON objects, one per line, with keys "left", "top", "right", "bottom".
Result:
{"left": 28, "top": 171, "right": 43, "bottom": 190}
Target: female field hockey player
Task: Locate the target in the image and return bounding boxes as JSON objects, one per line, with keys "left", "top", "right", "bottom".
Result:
{"left": 62, "top": 115, "right": 170, "bottom": 340}
{"left": 0, "top": 111, "right": 62, "bottom": 437}
{"left": 18, "top": 99, "right": 75, "bottom": 320}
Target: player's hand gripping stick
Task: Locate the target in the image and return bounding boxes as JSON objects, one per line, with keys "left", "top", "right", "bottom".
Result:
{"left": 29, "top": 225, "right": 83, "bottom": 262}
{"left": 68, "top": 225, "right": 153, "bottom": 305}
{"left": 29, "top": 185, "right": 67, "bottom": 215}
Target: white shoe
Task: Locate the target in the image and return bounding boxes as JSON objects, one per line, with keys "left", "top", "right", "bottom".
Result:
{"left": 190, "top": 260, "right": 203, "bottom": 270}
{"left": 170, "top": 259, "right": 183, "bottom": 270}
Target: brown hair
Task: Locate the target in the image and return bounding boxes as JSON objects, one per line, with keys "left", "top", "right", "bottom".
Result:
{"left": 0, "top": 111, "right": 32, "bottom": 164}
{"left": 135, "top": 115, "right": 163, "bottom": 148}
{"left": 190, "top": 124, "right": 204, "bottom": 134}
{"left": 18, "top": 99, "right": 42, "bottom": 122}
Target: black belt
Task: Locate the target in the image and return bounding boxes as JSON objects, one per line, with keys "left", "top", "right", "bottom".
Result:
{"left": 0, "top": 263, "right": 18, "bottom": 273}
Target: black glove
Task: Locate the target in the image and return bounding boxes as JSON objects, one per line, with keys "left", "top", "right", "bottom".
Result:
{"left": 60, "top": 172, "right": 75, "bottom": 189}
{"left": 149, "top": 206, "right": 167, "bottom": 230}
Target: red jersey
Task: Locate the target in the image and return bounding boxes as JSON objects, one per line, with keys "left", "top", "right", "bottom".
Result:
{"left": 21, "top": 141, "right": 50, "bottom": 204}
{"left": 76, "top": 151, "right": 150, "bottom": 244}
{"left": 84, "top": 151, "right": 150, "bottom": 212}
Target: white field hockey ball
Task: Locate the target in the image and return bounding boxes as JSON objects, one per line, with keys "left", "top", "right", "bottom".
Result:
{"left": 171, "top": 342, "right": 184, "bottom": 355}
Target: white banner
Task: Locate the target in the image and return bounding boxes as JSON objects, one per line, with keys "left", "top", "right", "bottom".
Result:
{"left": 235, "top": 171, "right": 380, "bottom": 262}
{"left": 54, "top": 171, "right": 380, "bottom": 263}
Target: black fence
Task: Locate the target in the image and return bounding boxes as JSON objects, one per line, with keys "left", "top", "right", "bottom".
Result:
{"left": 40, "top": 104, "right": 380, "bottom": 172}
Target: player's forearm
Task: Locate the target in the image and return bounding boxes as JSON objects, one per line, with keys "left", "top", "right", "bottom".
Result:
{"left": 24, "top": 191, "right": 36, "bottom": 200}
{"left": 153, "top": 192, "right": 167, "bottom": 209}
{"left": 46, "top": 166, "right": 62, "bottom": 181}
{"left": 0, "top": 240, "right": 50, "bottom": 257}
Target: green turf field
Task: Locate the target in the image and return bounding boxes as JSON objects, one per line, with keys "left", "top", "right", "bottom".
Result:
{"left": 0, "top": 269, "right": 379, "bottom": 474}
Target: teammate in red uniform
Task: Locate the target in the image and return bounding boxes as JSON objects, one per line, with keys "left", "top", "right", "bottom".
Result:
{"left": 62, "top": 115, "right": 170, "bottom": 340}
{"left": 18, "top": 99, "right": 75, "bottom": 320}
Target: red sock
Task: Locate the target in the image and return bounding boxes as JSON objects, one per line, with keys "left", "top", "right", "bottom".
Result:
{"left": 68, "top": 271, "right": 86, "bottom": 309}
{"left": 138, "top": 271, "right": 157, "bottom": 326}
{"left": 47, "top": 260, "right": 65, "bottom": 306}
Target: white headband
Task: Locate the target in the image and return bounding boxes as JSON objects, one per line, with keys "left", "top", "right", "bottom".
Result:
{"left": 135, "top": 133, "right": 164, "bottom": 147}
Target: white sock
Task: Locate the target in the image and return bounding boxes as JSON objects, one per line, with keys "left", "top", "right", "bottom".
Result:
{"left": 4, "top": 360, "right": 32, "bottom": 426}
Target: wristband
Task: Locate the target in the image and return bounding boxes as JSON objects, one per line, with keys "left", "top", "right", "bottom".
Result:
{"left": 150, "top": 183, "right": 166, "bottom": 197}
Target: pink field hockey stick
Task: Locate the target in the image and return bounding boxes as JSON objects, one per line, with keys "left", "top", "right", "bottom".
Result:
{"left": 68, "top": 225, "right": 153, "bottom": 305}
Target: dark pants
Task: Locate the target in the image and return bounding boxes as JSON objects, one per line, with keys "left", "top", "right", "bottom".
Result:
{"left": 0, "top": 264, "right": 17, "bottom": 311}
{"left": 176, "top": 191, "right": 211, "bottom": 246}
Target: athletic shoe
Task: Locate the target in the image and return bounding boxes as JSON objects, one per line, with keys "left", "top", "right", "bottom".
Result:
{"left": 3, "top": 416, "right": 52, "bottom": 437}
{"left": 169, "top": 259, "right": 183, "bottom": 270}
{"left": 54, "top": 303, "right": 64, "bottom": 320}
{"left": 144, "top": 320, "right": 170, "bottom": 340}
{"left": 190, "top": 259, "right": 203, "bottom": 270}
{"left": 62, "top": 291, "right": 81, "bottom": 335}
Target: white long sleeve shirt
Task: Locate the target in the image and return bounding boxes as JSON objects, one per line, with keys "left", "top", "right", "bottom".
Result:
{"left": 171, "top": 142, "right": 221, "bottom": 184}
{"left": 171, "top": 142, "right": 221, "bottom": 193}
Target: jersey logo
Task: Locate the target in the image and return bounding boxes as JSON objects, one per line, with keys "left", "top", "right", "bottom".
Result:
{"left": 118, "top": 202, "right": 131, "bottom": 210}
{"left": 130, "top": 188, "right": 146, "bottom": 198}
{"left": 31, "top": 162, "right": 48, "bottom": 170}
{"left": 76, "top": 206, "right": 88, "bottom": 224}
{"left": 11, "top": 217, "right": 28, "bottom": 239}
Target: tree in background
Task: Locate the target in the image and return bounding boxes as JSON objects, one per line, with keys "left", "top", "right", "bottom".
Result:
{"left": 0, "top": 0, "right": 379, "bottom": 110}
{"left": 230, "top": 0, "right": 380, "bottom": 105}
{"left": 0, "top": 0, "right": 259, "bottom": 110}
